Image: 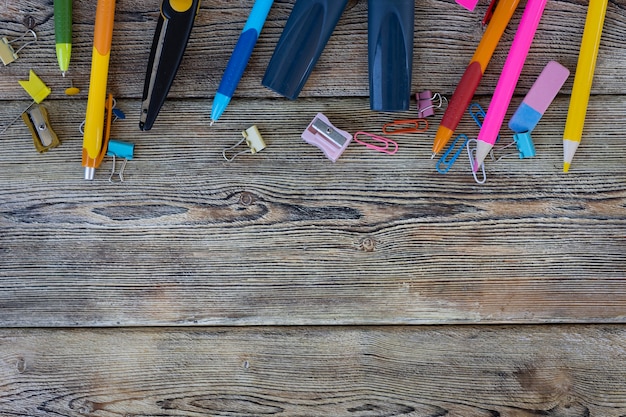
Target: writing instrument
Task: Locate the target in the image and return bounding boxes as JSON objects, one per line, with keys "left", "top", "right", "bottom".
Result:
{"left": 432, "top": 0, "right": 520, "bottom": 157}
{"left": 54, "top": 0, "right": 72, "bottom": 76}
{"left": 562, "top": 0, "right": 608, "bottom": 173}
{"left": 262, "top": 0, "right": 349, "bottom": 100}
{"left": 368, "top": 0, "right": 414, "bottom": 112}
{"left": 82, "top": 0, "right": 115, "bottom": 180}
{"left": 473, "top": 0, "right": 548, "bottom": 171}
{"left": 211, "top": 0, "right": 274, "bottom": 125}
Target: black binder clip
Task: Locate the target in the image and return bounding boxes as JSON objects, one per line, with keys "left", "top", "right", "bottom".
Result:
{"left": 139, "top": 0, "right": 200, "bottom": 131}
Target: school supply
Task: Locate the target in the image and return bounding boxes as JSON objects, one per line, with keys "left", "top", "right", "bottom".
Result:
{"left": 509, "top": 61, "right": 570, "bottom": 133}
{"left": 22, "top": 105, "right": 60, "bottom": 153}
{"left": 223, "top": 125, "right": 267, "bottom": 161}
{"left": 416, "top": 91, "right": 446, "bottom": 118}
{"left": 302, "top": 113, "right": 352, "bottom": 162}
{"left": 106, "top": 139, "right": 134, "bottom": 182}
{"left": 262, "top": 0, "right": 349, "bottom": 100}
{"left": 0, "top": 29, "right": 37, "bottom": 65}
{"left": 140, "top": 0, "right": 200, "bottom": 131}
{"left": 432, "top": 0, "right": 521, "bottom": 158}
{"left": 563, "top": 0, "right": 608, "bottom": 172}
{"left": 211, "top": 0, "right": 274, "bottom": 125}
{"left": 82, "top": 0, "right": 115, "bottom": 180}
{"left": 353, "top": 132, "right": 398, "bottom": 155}
{"left": 382, "top": 119, "right": 428, "bottom": 135}
{"left": 54, "top": 0, "right": 72, "bottom": 75}
{"left": 368, "top": 0, "right": 414, "bottom": 111}
{"left": 474, "top": 0, "right": 549, "bottom": 171}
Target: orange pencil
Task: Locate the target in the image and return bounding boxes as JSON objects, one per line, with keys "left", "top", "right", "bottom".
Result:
{"left": 432, "top": 0, "right": 520, "bottom": 157}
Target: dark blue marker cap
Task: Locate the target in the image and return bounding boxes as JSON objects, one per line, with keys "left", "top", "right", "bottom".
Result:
{"left": 368, "top": 0, "right": 414, "bottom": 112}
{"left": 262, "top": 0, "right": 349, "bottom": 100}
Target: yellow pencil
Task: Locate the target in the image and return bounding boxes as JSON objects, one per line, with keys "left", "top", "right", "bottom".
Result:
{"left": 82, "top": 0, "right": 115, "bottom": 180}
{"left": 562, "top": 0, "right": 608, "bottom": 173}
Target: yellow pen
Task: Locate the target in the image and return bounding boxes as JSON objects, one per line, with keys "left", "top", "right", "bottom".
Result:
{"left": 562, "top": 0, "right": 608, "bottom": 173}
{"left": 82, "top": 0, "right": 115, "bottom": 180}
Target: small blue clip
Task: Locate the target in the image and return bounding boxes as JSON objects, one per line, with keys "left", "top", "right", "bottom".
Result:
{"left": 436, "top": 133, "right": 470, "bottom": 174}
{"left": 513, "top": 131, "right": 536, "bottom": 159}
{"left": 106, "top": 139, "right": 134, "bottom": 182}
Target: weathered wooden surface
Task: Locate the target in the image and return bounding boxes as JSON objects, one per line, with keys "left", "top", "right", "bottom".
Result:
{"left": 2, "top": 326, "right": 626, "bottom": 416}
{"left": 1, "top": 0, "right": 626, "bottom": 414}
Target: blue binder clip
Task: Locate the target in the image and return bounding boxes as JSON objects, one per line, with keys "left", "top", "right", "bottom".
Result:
{"left": 513, "top": 131, "right": 536, "bottom": 159}
{"left": 106, "top": 139, "right": 134, "bottom": 182}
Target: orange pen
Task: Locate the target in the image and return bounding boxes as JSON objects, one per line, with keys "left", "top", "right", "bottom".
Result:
{"left": 82, "top": 0, "right": 115, "bottom": 180}
{"left": 432, "top": 0, "right": 520, "bottom": 157}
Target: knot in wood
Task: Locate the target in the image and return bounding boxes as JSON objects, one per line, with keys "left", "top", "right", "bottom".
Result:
{"left": 239, "top": 192, "right": 254, "bottom": 206}
{"left": 359, "top": 237, "right": 376, "bottom": 252}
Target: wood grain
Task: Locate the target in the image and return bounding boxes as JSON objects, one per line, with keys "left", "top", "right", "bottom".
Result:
{"left": 1, "top": 0, "right": 626, "bottom": 414}
{"left": 2, "top": 326, "right": 626, "bottom": 417}
{"left": 0, "top": 96, "right": 625, "bottom": 326}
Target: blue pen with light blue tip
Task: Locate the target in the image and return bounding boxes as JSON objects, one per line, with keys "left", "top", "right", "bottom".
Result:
{"left": 211, "top": 0, "right": 274, "bottom": 125}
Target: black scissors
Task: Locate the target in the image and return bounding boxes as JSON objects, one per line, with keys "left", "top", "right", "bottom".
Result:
{"left": 140, "top": 0, "right": 200, "bottom": 131}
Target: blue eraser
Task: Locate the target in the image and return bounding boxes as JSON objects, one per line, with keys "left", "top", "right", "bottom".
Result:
{"left": 508, "top": 102, "right": 542, "bottom": 133}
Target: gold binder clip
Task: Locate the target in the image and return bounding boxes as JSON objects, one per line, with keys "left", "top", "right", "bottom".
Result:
{"left": 222, "top": 125, "right": 267, "bottom": 162}
{"left": 0, "top": 29, "right": 37, "bottom": 65}
{"left": 21, "top": 105, "right": 60, "bottom": 153}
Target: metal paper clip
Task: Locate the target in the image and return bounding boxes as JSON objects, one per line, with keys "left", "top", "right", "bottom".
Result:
{"left": 0, "top": 29, "right": 36, "bottom": 65}
{"left": 466, "top": 139, "right": 487, "bottom": 184}
{"left": 382, "top": 118, "right": 428, "bottom": 135}
{"left": 436, "top": 133, "right": 470, "bottom": 174}
{"left": 301, "top": 113, "right": 352, "bottom": 162}
{"left": 223, "top": 125, "right": 267, "bottom": 162}
{"left": 416, "top": 91, "right": 447, "bottom": 118}
{"left": 353, "top": 131, "right": 398, "bottom": 155}
{"left": 21, "top": 105, "right": 60, "bottom": 153}
{"left": 106, "top": 139, "right": 134, "bottom": 182}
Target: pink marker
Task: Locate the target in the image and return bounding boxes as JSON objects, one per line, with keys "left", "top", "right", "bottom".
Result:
{"left": 473, "top": 0, "right": 549, "bottom": 171}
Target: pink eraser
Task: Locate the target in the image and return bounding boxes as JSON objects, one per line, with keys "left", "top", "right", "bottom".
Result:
{"left": 524, "top": 61, "right": 570, "bottom": 114}
{"left": 301, "top": 113, "right": 352, "bottom": 162}
{"left": 508, "top": 61, "right": 570, "bottom": 133}
{"left": 456, "top": 0, "right": 479, "bottom": 12}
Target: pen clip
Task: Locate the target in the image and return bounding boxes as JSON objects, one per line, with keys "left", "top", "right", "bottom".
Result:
{"left": 382, "top": 118, "right": 429, "bottom": 135}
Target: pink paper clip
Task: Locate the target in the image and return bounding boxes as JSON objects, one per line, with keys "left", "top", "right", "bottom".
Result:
{"left": 301, "top": 113, "right": 352, "bottom": 162}
{"left": 382, "top": 118, "right": 429, "bottom": 135}
{"left": 353, "top": 131, "right": 398, "bottom": 155}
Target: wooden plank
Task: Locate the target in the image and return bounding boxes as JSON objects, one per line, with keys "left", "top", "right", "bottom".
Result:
{"left": 0, "top": 96, "right": 624, "bottom": 326}
{"left": 2, "top": 326, "right": 626, "bottom": 416}
{"left": 0, "top": 0, "right": 625, "bottom": 100}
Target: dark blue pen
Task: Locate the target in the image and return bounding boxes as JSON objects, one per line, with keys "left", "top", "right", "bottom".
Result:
{"left": 211, "top": 0, "right": 274, "bottom": 125}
